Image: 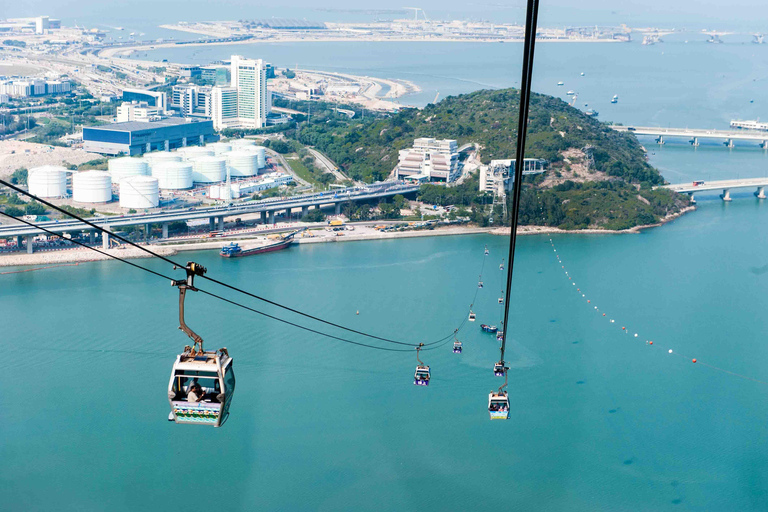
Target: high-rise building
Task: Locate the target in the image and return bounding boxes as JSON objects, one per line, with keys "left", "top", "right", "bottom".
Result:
{"left": 211, "top": 86, "right": 239, "bottom": 131}
{"left": 231, "top": 55, "right": 269, "bottom": 129}
{"left": 208, "top": 55, "right": 271, "bottom": 130}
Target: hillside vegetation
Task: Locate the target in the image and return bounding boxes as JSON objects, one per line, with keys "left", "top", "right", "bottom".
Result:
{"left": 285, "top": 89, "right": 689, "bottom": 230}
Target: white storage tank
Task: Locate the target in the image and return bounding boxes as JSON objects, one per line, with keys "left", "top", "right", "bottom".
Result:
{"left": 108, "top": 157, "right": 150, "bottom": 182}
{"left": 120, "top": 176, "right": 159, "bottom": 209}
{"left": 226, "top": 151, "right": 258, "bottom": 177}
{"left": 143, "top": 152, "right": 182, "bottom": 163}
{"left": 207, "top": 142, "right": 232, "bottom": 155}
{"left": 28, "top": 166, "right": 67, "bottom": 198}
{"left": 230, "top": 138, "right": 256, "bottom": 148}
{"left": 191, "top": 156, "right": 226, "bottom": 183}
{"left": 178, "top": 146, "right": 214, "bottom": 160}
{"left": 152, "top": 161, "right": 193, "bottom": 190}
{"left": 73, "top": 171, "right": 112, "bottom": 203}
{"left": 209, "top": 185, "right": 221, "bottom": 199}
{"left": 230, "top": 184, "right": 241, "bottom": 199}
{"left": 252, "top": 146, "right": 267, "bottom": 169}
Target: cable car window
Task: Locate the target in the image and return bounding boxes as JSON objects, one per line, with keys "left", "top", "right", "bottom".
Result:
{"left": 224, "top": 364, "right": 236, "bottom": 391}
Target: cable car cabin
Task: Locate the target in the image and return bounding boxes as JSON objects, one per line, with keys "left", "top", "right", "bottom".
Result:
{"left": 414, "top": 365, "right": 431, "bottom": 386}
{"left": 453, "top": 340, "right": 463, "bottom": 353}
{"left": 478, "top": 281, "right": 484, "bottom": 288}
{"left": 493, "top": 362, "right": 506, "bottom": 377}
{"left": 496, "top": 331, "right": 504, "bottom": 342}
{"left": 167, "top": 348, "right": 235, "bottom": 427}
{"left": 468, "top": 311, "right": 476, "bottom": 322}
{"left": 481, "top": 324, "right": 497, "bottom": 333}
{"left": 484, "top": 247, "right": 489, "bottom": 255}
{"left": 488, "top": 391, "right": 510, "bottom": 420}
{"left": 498, "top": 297, "right": 504, "bottom": 304}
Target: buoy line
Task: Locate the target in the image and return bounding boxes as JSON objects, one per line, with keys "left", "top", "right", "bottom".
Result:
{"left": 548, "top": 238, "right": 768, "bottom": 386}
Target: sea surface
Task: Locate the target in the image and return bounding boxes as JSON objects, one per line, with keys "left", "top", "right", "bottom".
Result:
{"left": 3, "top": 12, "right": 768, "bottom": 512}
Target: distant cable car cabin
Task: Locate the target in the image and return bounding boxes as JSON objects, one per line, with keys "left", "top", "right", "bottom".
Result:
{"left": 496, "top": 331, "right": 504, "bottom": 342}
{"left": 478, "top": 280, "right": 484, "bottom": 288}
{"left": 468, "top": 310, "right": 476, "bottom": 322}
{"left": 488, "top": 391, "right": 510, "bottom": 420}
{"left": 453, "top": 336, "right": 462, "bottom": 354}
{"left": 498, "top": 297, "right": 504, "bottom": 304}
{"left": 414, "top": 343, "right": 430, "bottom": 386}
{"left": 167, "top": 262, "right": 236, "bottom": 427}
{"left": 493, "top": 361, "right": 506, "bottom": 377}
{"left": 484, "top": 246, "right": 489, "bottom": 256}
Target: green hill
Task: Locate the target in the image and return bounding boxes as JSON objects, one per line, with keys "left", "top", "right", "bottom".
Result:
{"left": 289, "top": 88, "right": 689, "bottom": 230}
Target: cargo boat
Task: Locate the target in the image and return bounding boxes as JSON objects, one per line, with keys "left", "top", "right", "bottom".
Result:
{"left": 220, "top": 228, "right": 305, "bottom": 258}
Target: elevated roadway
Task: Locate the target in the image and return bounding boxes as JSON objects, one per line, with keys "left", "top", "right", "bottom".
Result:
{"left": 0, "top": 182, "right": 421, "bottom": 251}
{"left": 659, "top": 177, "right": 768, "bottom": 202}
{"left": 612, "top": 126, "right": 768, "bottom": 148}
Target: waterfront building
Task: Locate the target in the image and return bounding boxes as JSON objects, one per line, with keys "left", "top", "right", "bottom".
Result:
{"left": 121, "top": 88, "right": 167, "bottom": 113}
{"left": 83, "top": 118, "right": 217, "bottom": 156}
{"left": 395, "top": 138, "right": 460, "bottom": 183}
{"left": 478, "top": 158, "right": 548, "bottom": 196}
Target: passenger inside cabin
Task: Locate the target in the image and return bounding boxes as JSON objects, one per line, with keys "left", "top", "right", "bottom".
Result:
{"left": 187, "top": 382, "right": 204, "bottom": 402}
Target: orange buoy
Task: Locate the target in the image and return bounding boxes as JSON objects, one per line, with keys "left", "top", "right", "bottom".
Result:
{"left": 649, "top": 341, "right": 653, "bottom": 345}
{"left": 587, "top": 300, "right": 590, "bottom": 303}
{"left": 603, "top": 313, "right": 606, "bottom": 316}
{"left": 692, "top": 359, "right": 697, "bottom": 363}
{"left": 577, "top": 288, "right": 580, "bottom": 291}
{"left": 622, "top": 326, "right": 626, "bottom": 330}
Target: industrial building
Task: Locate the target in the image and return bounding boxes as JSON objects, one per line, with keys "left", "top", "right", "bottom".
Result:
{"left": 478, "top": 158, "right": 548, "bottom": 196}
{"left": 0, "top": 16, "right": 61, "bottom": 34}
{"left": 115, "top": 101, "right": 164, "bottom": 123}
{"left": 82, "top": 118, "right": 217, "bottom": 156}
{"left": 395, "top": 138, "right": 460, "bottom": 183}
{"left": 211, "top": 55, "right": 271, "bottom": 130}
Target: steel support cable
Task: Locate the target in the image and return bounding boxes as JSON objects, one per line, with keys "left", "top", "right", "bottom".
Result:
{"left": 0, "top": 211, "right": 417, "bottom": 352}
{"left": 500, "top": 0, "right": 540, "bottom": 364}
{"left": 0, "top": 179, "right": 454, "bottom": 347}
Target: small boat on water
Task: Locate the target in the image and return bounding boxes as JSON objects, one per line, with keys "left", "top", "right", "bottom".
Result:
{"left": 481, "top": 324, "right": 498, "bottom": 333}
{"left": 567, "top": 90, "right": 575, "bottom": 95}
{"left": 557, "top": 81, "right": 564, "bottom": 86}
{"left": 220, "top": 228, "right": 306, "bottom": 258}
{"left": 585, "top": 109, "right": 599, "bottom": 117}
{"left": 611, "top": 94, "right": 619, "bottom": 104}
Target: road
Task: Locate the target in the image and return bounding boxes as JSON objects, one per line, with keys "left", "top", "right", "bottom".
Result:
{"left": 307, "top": 147, "right": 355, "bottom": 184}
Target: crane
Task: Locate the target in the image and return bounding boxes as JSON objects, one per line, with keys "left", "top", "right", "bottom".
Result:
{"left": 403, "top": 7, "right": 428, "bottom": 21}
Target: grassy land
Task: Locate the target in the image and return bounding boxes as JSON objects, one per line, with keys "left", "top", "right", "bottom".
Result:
{"left": 284, "top": 153, "right": 323, "bottom": 188}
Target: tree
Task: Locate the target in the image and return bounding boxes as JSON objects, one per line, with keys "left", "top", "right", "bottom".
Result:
{"left": 24, "top": 202, "right": 46, "bottom": 215}
{"left": 10, "top": 168, "right": 27, "bottom": 186}
{"left": 4, "top": 206, "right": 23, "bottom": 217}
{"left": 301, "top": 208, "right": 326, "bottom": 222}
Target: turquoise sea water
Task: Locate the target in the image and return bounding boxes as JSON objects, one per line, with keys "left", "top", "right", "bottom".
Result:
{"left": 4, "top": 15, "right": 768, "bottom": 512}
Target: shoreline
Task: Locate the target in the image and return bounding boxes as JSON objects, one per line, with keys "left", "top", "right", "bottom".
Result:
{"left": 0, "top": 206, "right": 695, "bottom": 269}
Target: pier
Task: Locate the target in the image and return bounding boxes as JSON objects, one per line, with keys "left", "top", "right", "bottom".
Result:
{"left": 612, "top": 126, "right": 768, "bottom": 148}
{"left": 659, "top": 178, "right": 768, "bottom": 202}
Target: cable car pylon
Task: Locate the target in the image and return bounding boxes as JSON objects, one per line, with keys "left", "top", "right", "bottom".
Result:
{"left": 167, "top": 261, "right": 236, "bottom": 427}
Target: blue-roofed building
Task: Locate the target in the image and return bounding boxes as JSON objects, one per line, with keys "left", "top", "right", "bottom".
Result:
{"left": 82, "top": 118, "right": 217, "bottom": 156}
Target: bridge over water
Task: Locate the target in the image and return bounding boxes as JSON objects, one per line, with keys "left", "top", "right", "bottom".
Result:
{"left": 0, "top": 182, "right": 421, "bottom": 253}
{"left": 659, "top": 177, "right": 768, "bottom": 202}
{"left": 612, "top": 126, "right": 768, "bottom": 148}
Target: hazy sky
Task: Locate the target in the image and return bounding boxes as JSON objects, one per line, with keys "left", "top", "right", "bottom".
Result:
{"left": 2, "top": 0, "right": 767, "bottom": 31}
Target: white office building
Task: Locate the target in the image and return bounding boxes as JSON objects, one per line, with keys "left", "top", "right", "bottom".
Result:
{"left": 116, "top": 101, "right": 164, "bottom": 123}
{"left": 172, "top": 84, "right": 213, "bottom": 117}
{"left": 210, "top": 55, "right": 270, "bottom": 131}
{"left": 395, "top": 138, "right": 460, "bottom": 183}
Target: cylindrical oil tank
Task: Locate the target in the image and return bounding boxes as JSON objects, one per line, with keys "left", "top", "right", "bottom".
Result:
{"left": 191, "top": 156, "right": 226, "bottom": 183}
{"left": 209, "top": 185, "right": 221, "bottom": 199}
{"left": 178, "top": 146, "right": 214, "bottom": 160}
{"left": 28, "top": 166, "right": 67, "bottom": 198}
{"left": 108, "top": 157, "right": 150, "bottom": 182}
{"left": 120, "top": 176, "right": 159, "bottom": 209}
{"left": 143, "top": 152, "right": 182, "bottom": 163}
{"left": 230, "top": 184, "right": 241, "bottom": 199}
{"left": 73, "top": 171, "right": 112, "bottom": 203}
{"left": 226, "top": 151, "right": 258, "bottom": 177}
{"left": 230, "top": 138, "right": 256, "bottom": 148}
{"left": 151, "top": 161, "right": 193, "bottom": 190}
{"left": 207, "top": 142, "right": 232, "bottom": 155}
{"left": 253, "top": 146, "right": 267, "bottom": 169}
